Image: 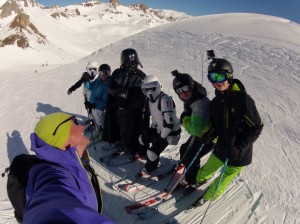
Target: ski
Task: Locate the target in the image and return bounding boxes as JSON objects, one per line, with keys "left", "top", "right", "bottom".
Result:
{"left": 117, "top": 169, "right": 174, "bottom": 192}
{"left": 100, "top": 152, "right": 146, "bottom": 167}
{"left": 136, "top": 185, "right": 198, "bottom": 219}
{"left": 99, "top": 151, "right": 122, "bottom": 163}
{"left": 164, "top": 163, "right": 185, "bottom": 193}
{"left": 136, "top": 180, "right": 212, "bottom": 220}
{"left": 125, "top": 192, "right": 170, "bottom": 214}
{"left": 124, "top": 182, "right": 190, "bottom": 214}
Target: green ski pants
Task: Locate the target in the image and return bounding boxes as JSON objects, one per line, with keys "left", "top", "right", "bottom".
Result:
{"left": 196, "top": 153, "right": 243, "bottom": 201}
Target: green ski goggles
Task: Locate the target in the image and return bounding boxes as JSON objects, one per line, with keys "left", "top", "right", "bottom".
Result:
{"left": 207, "top": 72, "right": 228, "bottom": 83}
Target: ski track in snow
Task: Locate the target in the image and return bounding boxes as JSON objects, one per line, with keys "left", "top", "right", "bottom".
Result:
{"left": 1, "top": 17, "right": 300, "bottom": 223}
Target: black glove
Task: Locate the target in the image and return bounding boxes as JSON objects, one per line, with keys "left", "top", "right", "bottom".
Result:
{"left": 180, "top": 111, "right": 190, "bottom": 124}
{"left": 109, "top": 88, "right": 128, "bottom": 98}
{"left": 152, "top": 135, "right": 166, "bottom": 146}
{"left": 84, "top": 101, "right": 96, "bottom": 110}
{"left": 67, "top": 88, "right": 72, "bottom": 95}
{"left": 227, "top": 147, "right": 241, "bottom": 161}
{"left": 201, "top": 128, "right": 215, "bottom": 145}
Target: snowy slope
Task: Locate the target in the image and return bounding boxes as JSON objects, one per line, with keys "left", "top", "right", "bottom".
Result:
{"left": 1, "top": 13, "right": 300, "bottom": 224}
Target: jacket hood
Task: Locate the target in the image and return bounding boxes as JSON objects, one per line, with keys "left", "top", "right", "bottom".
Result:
{"left": 30, "top": 133, "right": 82, "bottom": 169}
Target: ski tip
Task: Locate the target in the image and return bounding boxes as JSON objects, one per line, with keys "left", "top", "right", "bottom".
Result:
{"left": 124, "top": 185, "right": 130, "bottom": 192}
{"left": 124, "top": 207, "right": 132, "bottom": 214}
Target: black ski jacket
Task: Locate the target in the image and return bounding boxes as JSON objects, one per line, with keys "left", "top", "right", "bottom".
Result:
{"left": 69, "top": 72, "right": 90, "bottom": 92}
{"left": 102, "top": 65, "right": 146, "bottom": 143}
{"left": 210, "top": 79, "right": 263, "bottom": 166}
{"left": 107, "top": 66, "right": 146, "bottom": 112}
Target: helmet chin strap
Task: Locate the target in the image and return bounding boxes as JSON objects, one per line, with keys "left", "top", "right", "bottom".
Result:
{"left": 148, "top": 91, "right": 162, "bottom": 103}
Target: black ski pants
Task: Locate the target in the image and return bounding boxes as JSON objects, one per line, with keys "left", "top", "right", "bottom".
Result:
{"left": 179, "top": 136, "right": 213, "bottom": 183}
{"left": 115, "top": 108, "right": 142, "bottom": 155}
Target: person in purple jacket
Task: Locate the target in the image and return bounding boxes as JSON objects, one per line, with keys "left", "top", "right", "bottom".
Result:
{"left": 24, "top": 112, "right": 114, "bottom": 224}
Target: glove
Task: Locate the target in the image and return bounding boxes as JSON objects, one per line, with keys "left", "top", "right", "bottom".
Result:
{"left": 152, "top": 135, "right": 165, "bottom": 146}
{"left": 227, "top": 148, "right": 241, "bottom": 161}
{"left": 109, "top": 88, "right": 126, "bottom": 97}
{"left": 118, "top": 89, "right": 128, "bottom": 99}
{"left": 201, "top": 128, "right": 215, "bottom": 145}
{"left": 67, "top": 88, "right": 72, "bottom": 95}
{"left": 180, "top": 111, "right": 190, "bottom": 124}
{"left": 84, "top": 101, "right": 96, "bottom": 110}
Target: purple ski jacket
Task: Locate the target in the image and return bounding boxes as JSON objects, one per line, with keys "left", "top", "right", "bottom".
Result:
{"left": 23, "top": 133, "right": 114, "bottom": 224}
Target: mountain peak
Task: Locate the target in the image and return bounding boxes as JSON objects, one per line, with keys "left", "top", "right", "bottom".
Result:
{"left": 0, "top": 12, "right": 46, "bottom": 48}
{"left": 0, "top": 0, "right": 39, "bottom": 19}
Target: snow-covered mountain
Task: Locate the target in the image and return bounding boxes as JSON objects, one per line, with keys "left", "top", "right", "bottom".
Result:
{"left": 0, "top": 0, "right": 190, "bottom": 70}
{"left": 1, "top": 10, "right": 300, "bottom": 224}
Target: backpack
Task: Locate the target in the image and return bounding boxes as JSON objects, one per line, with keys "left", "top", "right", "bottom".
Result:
{"left": 4, "top": 154, "right": 56, "bottom": 222}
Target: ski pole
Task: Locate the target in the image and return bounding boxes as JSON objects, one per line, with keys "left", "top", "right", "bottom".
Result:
{"left": 200, "top": 157, "right": 229, "bottom": 224}
{"left": 84, "top": 95, "right": 96, "bottom": 151}
{"left": 164, "top": 136, "right": 195, "bottom": 191}
{"left": 201, "top": 56, "right": 204, "bottom": 84}
{"left": 84, "top": 95, "right": 102, "bottom": 134}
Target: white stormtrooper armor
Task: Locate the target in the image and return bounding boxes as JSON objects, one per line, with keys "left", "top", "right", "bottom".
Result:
{"left": 142, "top": 75, "right": 181, "bottom": 145}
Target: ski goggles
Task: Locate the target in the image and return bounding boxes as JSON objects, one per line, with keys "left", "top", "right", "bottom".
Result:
{"left": 207, "top": 72, "right": 228, "bottom": 83}
{"left": 144, "top": 87, "right": 156, "bottom": 92}
{"left": 52, "top": 116, "right": 79, "bottom": 136}
{"left": 99, "top": 70, "right": 110, "bottom": 76}
{"left": 175, "top": 85, "right": 190, "bottom": 94}
{"left": 88, "top": 67, "right": 97, "bottom": 71}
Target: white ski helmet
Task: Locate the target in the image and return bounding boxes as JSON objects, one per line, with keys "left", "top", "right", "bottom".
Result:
{"left": 142, "top": 75, "right": 162, "bottom": 102}
{"left": 86, "top": 60, "right": 98, "bottom": 80}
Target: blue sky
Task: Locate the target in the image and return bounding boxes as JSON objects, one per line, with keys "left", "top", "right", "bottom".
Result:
{"left": 38, "top": 0, "right": 300, "bottom": 24}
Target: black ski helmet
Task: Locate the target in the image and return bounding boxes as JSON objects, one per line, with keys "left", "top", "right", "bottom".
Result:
{"left": 172, "top": 72, "right": 194, "bottom": 94}
{"left": 120, "top": 48, "right": 143, "bottom": 68}
{"left": 99, "top": 64, "right": 111, "bottom": 72}
{"left": 208, "top": 58, "right": 233, "bottom": 82}
{"left": 99, "top": 63, "right": 111, "bottom": 77}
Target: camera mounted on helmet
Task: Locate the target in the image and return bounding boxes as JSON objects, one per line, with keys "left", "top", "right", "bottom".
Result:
{"left": 171, "top": 70, "right": 181, "bottom": 77}
{"left": 207, "top": 50, "right": 215, "bottom": 60}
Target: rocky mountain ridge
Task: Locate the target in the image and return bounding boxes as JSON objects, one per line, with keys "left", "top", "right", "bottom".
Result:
{"left": 0, "top": 0, "right": 189, "bottom": 51}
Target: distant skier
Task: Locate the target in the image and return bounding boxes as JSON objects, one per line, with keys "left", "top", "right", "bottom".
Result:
{"left": 137, "top": 75, "right": 181, "bottom": 176}
{"left": 195, "top": 53, "right": 263, "bottom": 206}
{"left": 84, "top": 64, "right": 112, "bottom": 136}
{"left": 102, "top": 48, "right": 146, "bottom": 158}
{"left": 172, "top": 70, "right": 213, "bottom": 191}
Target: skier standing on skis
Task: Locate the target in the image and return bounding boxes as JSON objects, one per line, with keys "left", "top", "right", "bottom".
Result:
{"left": 67, "top": 60, "right": 99, "bottom": 99}
{"left": 172, "top": 70, "right": 213, "bottom": 190}
{"left": 84, "top": 64, "right": 112, "bottom": 136}
{"left": 195, "top": 53, "right": 263, "bottom": 206}
{"left": 137, "top": 75, "right": 181, "bottom": 176}
{"left": 102, "top": 48, "right": 146, "bottom": 159}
